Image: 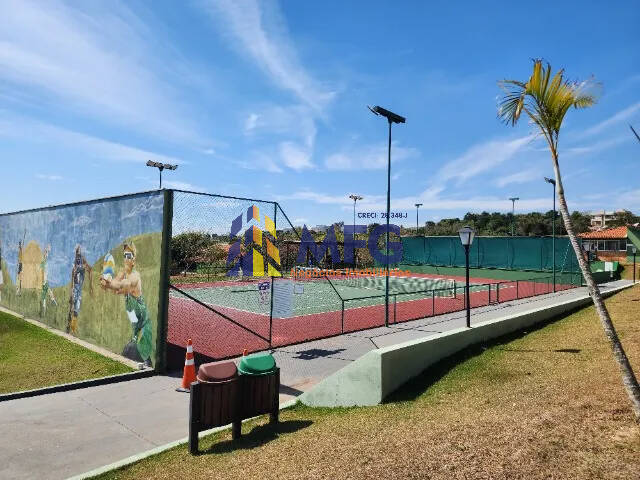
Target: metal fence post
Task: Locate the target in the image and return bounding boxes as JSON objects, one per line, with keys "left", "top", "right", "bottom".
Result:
{"left": 497, "top": 282, "right": 500, "bottom": 303}
{"left": 432, "top": 289, "right": 435, "bottom": 316}
{"left": 341, "top": 299, "right": 345, "bottom": 333}
{"left": 155, "top": 188, "right": 173, "bottom": 373}
{"left": 269, "top": 276, "right": 275, "bottom": 347}
{"left": 516, "top": 280, "right": 519, "bottom": 300}
{"left": 393, "top": 294, "right": 397, "bottom": 324}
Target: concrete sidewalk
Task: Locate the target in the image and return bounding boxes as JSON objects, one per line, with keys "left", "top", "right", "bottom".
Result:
{"left": 0, "top": 280, "right": 631, "bottom": 480}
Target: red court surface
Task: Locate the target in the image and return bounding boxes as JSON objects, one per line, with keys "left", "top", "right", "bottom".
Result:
{"left": 167, "top": 275, "right": 577, "bottom": 360}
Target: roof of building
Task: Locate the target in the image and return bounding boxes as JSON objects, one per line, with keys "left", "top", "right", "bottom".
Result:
{"left": 578, "top": 226, "right": 627, "bottom": 239}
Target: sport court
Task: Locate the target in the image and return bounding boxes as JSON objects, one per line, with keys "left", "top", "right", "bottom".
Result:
{"left": 167, "top": 268, "right": 580, "bottom": 361}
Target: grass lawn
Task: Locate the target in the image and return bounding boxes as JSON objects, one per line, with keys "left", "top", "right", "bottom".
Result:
{"left": 0, "top": 310, "right": 133, "bottom": 394}
{"left": 96, "top": 286, "right": 640, "bottom": 480}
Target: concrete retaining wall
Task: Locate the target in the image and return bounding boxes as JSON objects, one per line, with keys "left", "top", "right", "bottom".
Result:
{"left": 300, "top": 285, "right": 630, "bottom": 407}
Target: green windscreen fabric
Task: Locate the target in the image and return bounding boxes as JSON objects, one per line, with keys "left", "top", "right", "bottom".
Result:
{"left": 402, "top": 236, "right": 580, "bottom": 272}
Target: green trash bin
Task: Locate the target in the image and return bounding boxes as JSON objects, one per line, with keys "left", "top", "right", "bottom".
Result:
{"left": 238, "top": 351, "right": 277, "bottom": 375}
{"left": 237, "top": 352, "right": 279, "bottom": 427}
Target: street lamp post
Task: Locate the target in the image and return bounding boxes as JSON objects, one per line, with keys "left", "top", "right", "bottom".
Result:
{"left": 369, "top": 105, "right": 406, "bottom": 327}
{"left": 146, "top": 160, "right": 178, "bottom": 189}
{"left": 509, "top": 197, "right": 519, "bottom": 236}
{"left": 349, "top": 194, "right": 363, "bottom": 268}
{"left": 544, "top": 177, "right": 556, "bottom": 292}
{"left": 458, "top": 226, "right": 476, "bottom": 328}
{"left": 415, "top": 203, "right": 423, "bottom": 234}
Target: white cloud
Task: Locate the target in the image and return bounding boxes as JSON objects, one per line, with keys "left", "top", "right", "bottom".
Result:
{"left": 281, "top": 187, "right": 557, "bottom": 215}
{"left": 325, "top": 142, "right": 419, "bottom": 171}
{"left": 36, "top": 174, "right": 63, "bottom": 181}
{"left": 163, "top": 181, "right": 207, "bottom": 192}
{"left": 243, "top": 104, "right": 317, "bottom": 149}
{"left": 279, "top": 190, "right": 385, "bottom": 206}
{"left": 564, "top": 135, "right": 630, "bottom": 157}
{"left": 0, "top": 1, "right": 207, "bottom": 144}
{"left": 613, "top": 189, "right": 640, "bottom": 211}
{"left": 437, "top": 135, "right": 534, "bottom": 184}
{"left": 0, "top": 114, "right": 183, "bottom": 165}
{"left": 201, "top": 0, "right": 335, "bottom": 110}
{"left": 279, "top": 141, "right": 314, "bottom": 170}
{"left": 495, "top": 168, "right": 540, "bottom": 187}
{"left": 574, "top": 101, "right": 640, "bottom": 139}
{"left": 244, "top": 113, "right": 260, "bottom": 132}
{"left": 236, "top": 152, "right": 283, "bottom": 173}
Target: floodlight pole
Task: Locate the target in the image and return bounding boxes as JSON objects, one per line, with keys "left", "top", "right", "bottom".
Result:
{"left": 509, "top": 197, "right": 519, "bottom": 236}
{"left": 415, "top": 203, "right": 422, "bottom": 234}
{"left": 369, "top": 105, "right": 405, "bottom": 328}
{"left": 385, "top": 119, "right": 392, "bottom": 326}
{"left": 349, "top": 194, "right": 363, "bottom": 268}
{"left": 545, "top": 178, "right": 556, "bottom": 292}
{"left": 633, "top": 247, "right": 637, "bottom": 284}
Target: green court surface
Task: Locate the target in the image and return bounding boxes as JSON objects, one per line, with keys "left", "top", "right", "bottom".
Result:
{"left": 398, "top": 264, "right": 569, "bottom": 281}
{"left": 172, "top": 276, "right": 491, "bottom": 317}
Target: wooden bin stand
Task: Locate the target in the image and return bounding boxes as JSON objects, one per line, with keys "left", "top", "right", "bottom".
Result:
{"left": 189, "top": 367, "right": 280, "bottom": 454}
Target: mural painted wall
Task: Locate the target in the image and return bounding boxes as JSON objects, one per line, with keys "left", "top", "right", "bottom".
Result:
{"left": 0, "top": 191, "right": 164, "bottom": 367}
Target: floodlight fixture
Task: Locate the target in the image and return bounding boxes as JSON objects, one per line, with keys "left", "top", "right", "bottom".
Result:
{"left": 368, "top": 105, "right": 406, "bottom": 124}
{"left": 146, "top": 160, "right": 178, "bottom": 189}
{"left": 544, "top": 177, "right": 556, "bottom": 185}
{"left": 348, "top": 194, "right": 364, "bottom": 243}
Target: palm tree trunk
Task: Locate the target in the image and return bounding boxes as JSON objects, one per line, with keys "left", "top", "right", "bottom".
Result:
{"left": 551, "top": 151, "right": 640, "bottom": 420}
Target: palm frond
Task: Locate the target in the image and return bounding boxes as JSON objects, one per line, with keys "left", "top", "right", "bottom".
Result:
{"left": 497, "top": 60, "right": 599, "bottom": 141}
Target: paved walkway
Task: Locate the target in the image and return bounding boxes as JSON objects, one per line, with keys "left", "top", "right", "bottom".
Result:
{"left": 0, "top": 280, "right": 631, "bottom": 480}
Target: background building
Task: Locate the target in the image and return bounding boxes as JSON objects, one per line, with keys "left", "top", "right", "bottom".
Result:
{"left": 589, "top": 210, "right": 630, "bottom": 230}
{"left": 579, "top": 226, "right": 640, "bottom": 263}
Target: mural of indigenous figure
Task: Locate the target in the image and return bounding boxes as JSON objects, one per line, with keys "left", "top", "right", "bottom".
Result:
{"left": 39, "top": 244, "right": 58, "bottom": 316}
{"left": 100, "top": 242, "right": 153, "bottom": 367}
{"left": 66, "top": 245, "right": 93, "bottom": 335}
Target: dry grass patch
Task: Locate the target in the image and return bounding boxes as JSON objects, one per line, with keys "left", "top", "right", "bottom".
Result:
{"left": 97, "top": 286, "right": 640, "bottom": 480}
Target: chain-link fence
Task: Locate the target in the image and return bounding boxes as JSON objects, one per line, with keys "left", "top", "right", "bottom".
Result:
{"left": 165, "top": 190, "right": 584, "bottom": 364}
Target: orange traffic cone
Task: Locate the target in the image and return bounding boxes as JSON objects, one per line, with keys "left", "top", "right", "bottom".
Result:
{"left": 176, "top": 339, "right": 196, "bottom": 393}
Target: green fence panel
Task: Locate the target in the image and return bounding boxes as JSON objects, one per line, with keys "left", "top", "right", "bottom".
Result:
{"left": 401, "top": 236, "right": 581, "bottom": 272}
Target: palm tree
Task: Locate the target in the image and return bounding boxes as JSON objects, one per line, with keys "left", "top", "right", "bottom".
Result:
{"left": 498, "top": 60, "right": 640, "bottom": 420}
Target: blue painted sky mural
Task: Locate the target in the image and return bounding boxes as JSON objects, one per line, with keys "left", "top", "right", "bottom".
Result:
{"left": 0, "top": 192, "right": 164, "bottom": 287}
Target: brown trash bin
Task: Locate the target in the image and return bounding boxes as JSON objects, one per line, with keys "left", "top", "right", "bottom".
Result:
{"left": 189, "top": 361, "right": 239, "bottom": 454}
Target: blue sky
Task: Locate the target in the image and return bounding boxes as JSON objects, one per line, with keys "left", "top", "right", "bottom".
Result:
{"left": 0, "top": 0, "right": 638, "bottom": 228}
